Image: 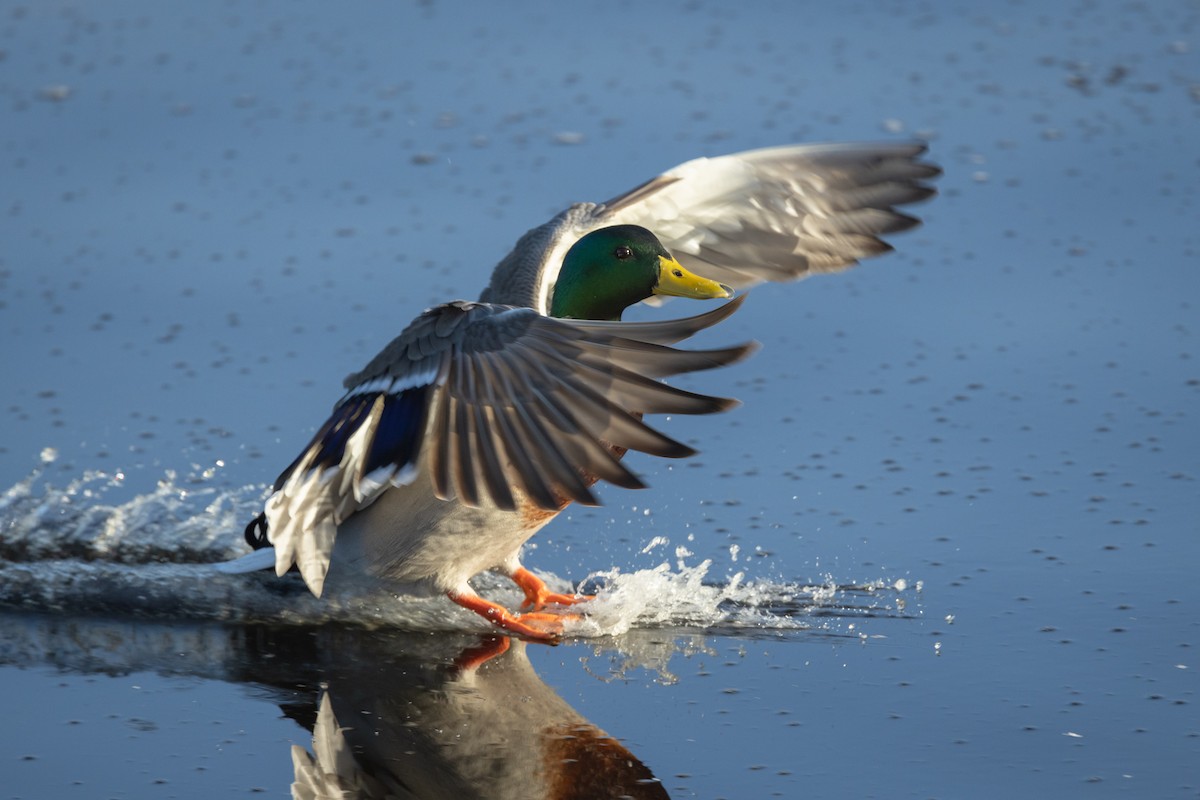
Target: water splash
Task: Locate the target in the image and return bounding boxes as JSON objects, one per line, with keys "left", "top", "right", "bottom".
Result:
{"left": 0, "top": 466, "right": 918, "bottom": 637}
{"left": 559, "top": 561, "right": 915, "bottom": 638}
{"left": 0, "top": 464, "right": 259, "bottom": 565}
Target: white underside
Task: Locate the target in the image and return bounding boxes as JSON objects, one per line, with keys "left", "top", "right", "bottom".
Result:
{"left": 324, "top": 465, "right": 551, "bottom": 596}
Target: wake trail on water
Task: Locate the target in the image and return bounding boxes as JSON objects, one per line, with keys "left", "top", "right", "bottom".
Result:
{"left": 0, "top": 464, "right": 919, "bottom": 637}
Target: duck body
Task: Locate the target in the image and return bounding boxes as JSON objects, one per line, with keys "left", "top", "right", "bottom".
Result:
{"left": 239, "top": 240, "right": 748, "bottom": 639}
{"left": 321, "top": 458, "right": 558, "bottom": 599}
{"left": 225, "top": 142, "right": 940, "bottom": 639}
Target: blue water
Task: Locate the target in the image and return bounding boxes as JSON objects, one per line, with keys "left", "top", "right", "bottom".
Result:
{"left": 2, "top": 1, "right": 1198, "bottom": 798}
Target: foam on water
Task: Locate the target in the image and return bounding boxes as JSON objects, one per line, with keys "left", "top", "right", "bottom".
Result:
{"left": 0, "top": 465, "right": 917, "bottom": 637}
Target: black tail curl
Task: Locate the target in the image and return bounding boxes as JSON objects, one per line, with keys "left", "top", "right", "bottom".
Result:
{"left": 244, "top": 512, "right": 270, "bottom": 550}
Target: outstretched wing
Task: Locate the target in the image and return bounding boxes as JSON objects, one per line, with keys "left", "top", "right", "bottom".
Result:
{"left": 479, "top": 142, "right": 939, "bottom": 313}
{"left": 265, "top": 297, "right": 755, "bottom": 595}
{"left": 601, "top": 141, "right": 940, "bottom": 290}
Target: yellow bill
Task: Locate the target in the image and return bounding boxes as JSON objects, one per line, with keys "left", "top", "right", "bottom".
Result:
{"left": 653, "top": 255, "right": 733, "bottom": 299}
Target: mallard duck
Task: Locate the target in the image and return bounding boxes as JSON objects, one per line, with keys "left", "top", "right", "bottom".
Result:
{"left": 222, "top": 142, "right": 939, "bottom": 640}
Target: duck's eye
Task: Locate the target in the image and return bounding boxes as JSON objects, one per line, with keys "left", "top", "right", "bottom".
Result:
{"left": 614, "top": 245, "right": 633, "bottom": 260}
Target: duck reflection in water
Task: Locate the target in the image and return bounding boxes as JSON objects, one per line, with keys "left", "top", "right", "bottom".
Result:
{"left": 287, "top": 633, "right": 670, "bottom": 800}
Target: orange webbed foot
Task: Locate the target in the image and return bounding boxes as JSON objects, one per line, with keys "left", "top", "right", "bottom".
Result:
{"left": 511, "top": 567, "right": 595, "bottom": 612}
{"left": 448, "top": 591, "right": 565, "bottom": 643}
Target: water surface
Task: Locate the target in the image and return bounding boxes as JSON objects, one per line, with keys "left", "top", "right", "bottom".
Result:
{"left": 2, "top": 2, "right": 1197, "bottom": 797}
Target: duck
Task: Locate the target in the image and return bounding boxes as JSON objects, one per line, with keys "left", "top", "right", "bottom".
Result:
{"left": 221, "top": 141, "right": 940, "bottom": 640}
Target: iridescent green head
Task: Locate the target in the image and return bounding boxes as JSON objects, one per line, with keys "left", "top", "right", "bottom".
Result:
{"left": 549, "top": 225, "right": 732, "bottom": 321}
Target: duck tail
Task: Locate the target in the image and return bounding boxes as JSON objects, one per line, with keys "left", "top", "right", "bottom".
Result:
{"left": 244, "top": 511, "right": 271, "bottom": 550}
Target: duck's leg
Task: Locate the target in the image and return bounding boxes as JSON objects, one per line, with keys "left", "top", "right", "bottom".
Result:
{"left": 510, "top": 566, "right": 594, "bottom": 611}
{"left": 447, "top": 587, "right": 564, "bottom": 642}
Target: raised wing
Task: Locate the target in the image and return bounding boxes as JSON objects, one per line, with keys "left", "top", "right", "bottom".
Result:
{"left": 479, "top": 142, "right": 939, "bottom": 312}
{"left": 601, "top": 142, "right": 940, "bottom": 290}
{"left": 265, "top": 297, "right": 755, "bottom": 595}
